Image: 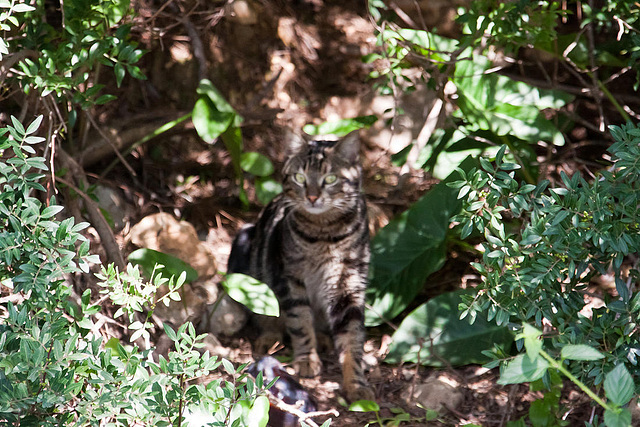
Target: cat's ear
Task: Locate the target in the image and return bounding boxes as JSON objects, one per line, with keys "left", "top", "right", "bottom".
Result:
{"left": 285, "top": 130, "right": 307, "bottom": 156}
{"left": 334, "top": 130, "right": 360, "bottom": 163}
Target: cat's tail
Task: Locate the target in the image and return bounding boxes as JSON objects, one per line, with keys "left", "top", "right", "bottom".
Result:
{"left": 227, "top": 223, "right": 255, "bottom": 274}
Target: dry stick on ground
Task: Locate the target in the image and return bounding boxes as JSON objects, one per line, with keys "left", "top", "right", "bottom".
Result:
{"left": 84, "top": 112, "right": 137, "bottom": 177}
{"left": 56, "top": 149, "right": 126, "bottom": 270}
{"left": 265, "top": 392, "right": 339, "bottom": 427}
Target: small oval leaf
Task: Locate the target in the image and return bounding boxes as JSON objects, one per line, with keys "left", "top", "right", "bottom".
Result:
{"left": 223, "top": 273, "right": 279, "bottom": 317}
{"left": 240, "top": 152, "right": 274, "bottom": 177}
{"left": 560, "top": 344, "right": 604, "bottom": 361}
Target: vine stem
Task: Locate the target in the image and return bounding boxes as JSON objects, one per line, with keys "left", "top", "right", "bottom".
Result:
{"left": 100, "top": 111, "right": 192, "bottom": 177}
{"left": 596, "top": 79, "right": 632, "bottom": 123}
{"left": 537, "top": 349, "right": 614, "bottom": 412}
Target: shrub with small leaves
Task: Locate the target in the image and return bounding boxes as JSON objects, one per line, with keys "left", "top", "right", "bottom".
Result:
{"left": 0, "top": 116, "right": 272, "bottom": 426}
{"left": 451, "top": 123, "right": 640, "bottom": 425}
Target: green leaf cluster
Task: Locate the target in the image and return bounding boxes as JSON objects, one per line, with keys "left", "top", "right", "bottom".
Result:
{"left": 8, "top": 0, "right": 144, "bottom": 108}
{"left": 193, "top": 79, "right": 283, "bottom": 206}
{"left": 451, "top": 123, "right": 640, "bottom": 425}
{"left": 0, "top": 116, "right": 273, "bottom": 425}
{"left": 367, "top": 0, "right": 638, "bottom": 181}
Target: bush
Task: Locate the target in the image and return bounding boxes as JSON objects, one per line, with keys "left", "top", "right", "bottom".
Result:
{"left": 451, "top": 123, "right": 640, "bottom": 426}
{"left": 0, "top": 116, "right": 271, "bottom": 426}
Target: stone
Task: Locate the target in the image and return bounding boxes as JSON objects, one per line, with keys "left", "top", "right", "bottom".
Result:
{"left": 129, "top": 212, "right": 217, "bottom": 278}
{"left": 128, "top": 213, "right": 250, "bottom": 336}
{"left": 404, "top": 374, "right": 464, "bottom": 413}
{"left": 199, "top": 295, "right": 249, "bottom": 337}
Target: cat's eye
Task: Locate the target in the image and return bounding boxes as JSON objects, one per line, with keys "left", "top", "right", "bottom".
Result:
{"left": 294, "top": 173, "right": 306, "bottom": 184}
{"left": 324, "top": 174, "right": 338, "bottom": 185}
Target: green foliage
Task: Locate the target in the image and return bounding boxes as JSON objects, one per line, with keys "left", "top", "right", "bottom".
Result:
{"left": 366, "top": 158, "right": 474, "bottom": 326}
{"left": 303, "top": 115, "right": 378, "bottom": 136}
{"left": 221, "top": 273, "right": 279, "bottom": 317}
{"left": 500, "top": 325, "right": 634, "bottom": 427}
{"left": 0, "top": 1, "right": 35, "bottom": 60}
{"left": 0, "top": 115, "right": 97, "bottom": 300}
{"left": 367, "top": 0, "right": 638, "bottom": 180}
{"left": 348, "top": 398, "right": 439, "bottom": 426}
{"left": 385, "top": 289, "right": 512, "bottom": 367}
{"left": 239, "top": 152, "right": 283, "bottom": 205}
{"left": 6, "top": 0, "right": 144, "bottom": 108}
{"left": 97, "top": 262, "right": 186, "bottom": 343}
{"left": 128, "top": 247, "right": 199, "bottom": 283}
{"left": 527, "top": 371, "right": 569, "bottom": 427}
{"left": 450, "top": 123, "right": 640, "bottom": 425}
{"left": 193, "top": 79, "right": 283, "bottom": 206}
{"left": 0, "top": 116, "right": 272, "bottom": 425}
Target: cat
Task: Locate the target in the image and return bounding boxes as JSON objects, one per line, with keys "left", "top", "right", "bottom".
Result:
{"left": 227, "top": 130, "right": 375, "bottom": 402}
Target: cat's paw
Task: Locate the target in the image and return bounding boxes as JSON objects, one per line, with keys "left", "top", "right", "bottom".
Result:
{"left": 293, "top": 351, "right": 322, "bottom": 377}
{"left": 344, "top": 383, "right": 376, "bottom": 403}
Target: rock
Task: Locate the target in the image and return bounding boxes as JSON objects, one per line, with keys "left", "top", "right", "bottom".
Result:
{"left": 226, "top": 0, "right": 258, "bottom": 26}
{"left": 199, "top": 333, "right": 230, "bottom": 358}
{"left": 129, "top": 212, "right": 217, "bottom": 278}
{"left": 200, "top": 295, "right": 249, "bottom": 337}
{"left": 94, "top": 185, "right": 130, "bottom": 231}
{"left": 404, "top": 373, "right": 464, "bottom": 413}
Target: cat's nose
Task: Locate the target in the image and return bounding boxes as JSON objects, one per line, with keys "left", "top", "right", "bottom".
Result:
{"left": 307, "top": 195, "right": 319, "bottom": 204}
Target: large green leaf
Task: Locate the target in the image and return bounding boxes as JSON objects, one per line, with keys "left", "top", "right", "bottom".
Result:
{"left": 385, "top": 289, "right": 513, "bottom": 367}
{"left": 240, "top": 151, "right": 274, "bottom": 177}
{"left": 128, "top": 248, "right": 198, "bottom": 283}
{"left": 365, "top": 158, "right": 475, "bottom": 326}
{"left": 222, "top": 273, "right": 279, "bottom": 317}
{"left": 453, "top": 55, "right": 573, "bottom": 146}
{"left": 604, "top": 364, "right": 635, "bottom": 406}
{"left": 192, "top": 97, "right": 234, "bottom": 144}
{"left": 192, "top": 79, "right": 243, "bottom": 144}
{"left": 303, "top": 115, "right": 378, "bottom": 136}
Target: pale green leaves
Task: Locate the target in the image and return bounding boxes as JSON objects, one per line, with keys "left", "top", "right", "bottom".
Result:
{"left": 222, "top": 273, "right": 279, "bottom": 317}
{"left": 497, "top": 353, "right": 549, "bottom": 385}
{"left": 0, "top": 0, "right": 35, "bottom": 60}
{"left": 303, "top": 115, "right": 377, "bottom": 136}
{"left": 193, "top": 79, "right": 242, "bottom": 144}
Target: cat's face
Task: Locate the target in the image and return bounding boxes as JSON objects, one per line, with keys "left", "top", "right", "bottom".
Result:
{"left": 282, "top": 132, "right": 362, "bottom": 215}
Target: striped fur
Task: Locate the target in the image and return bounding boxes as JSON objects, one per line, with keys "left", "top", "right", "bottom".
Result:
{"left": 228, "top": 131, "right": 374, "bottom": 401}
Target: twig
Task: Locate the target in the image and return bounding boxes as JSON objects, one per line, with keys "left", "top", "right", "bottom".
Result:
{"left": 265, "top": 392, "right": 339, "bottom": 427}
{"left": 586, "top": 0, "right": 605, "bottom": 132}
{"left": 100, "top": 112, "right": 192, "bottom": 178}
{"left": 180, "top": 12, "right": 208, "bottom": 81}
{"left": 364, "top": 303, "right": 399, "bottom": 332}
{"left": 55, "top": 149, "right": 126, "bottom": 269}
{"left": 408, "top": 338, "right": 424, "bottom": 399}
{"left": 85, "top": 112, "right": 137, "bottom": 177}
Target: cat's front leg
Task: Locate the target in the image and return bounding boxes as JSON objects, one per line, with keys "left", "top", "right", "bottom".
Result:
{"left": 280, "top": 278, "right": 322, "bottom": 377}
{"left": 329, "top": 288, "right": 375, "bottom": 402}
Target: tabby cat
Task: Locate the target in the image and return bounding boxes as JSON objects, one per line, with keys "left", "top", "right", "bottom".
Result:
{"left": 228, "top": 131, "right": 374, "bottom": 402}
